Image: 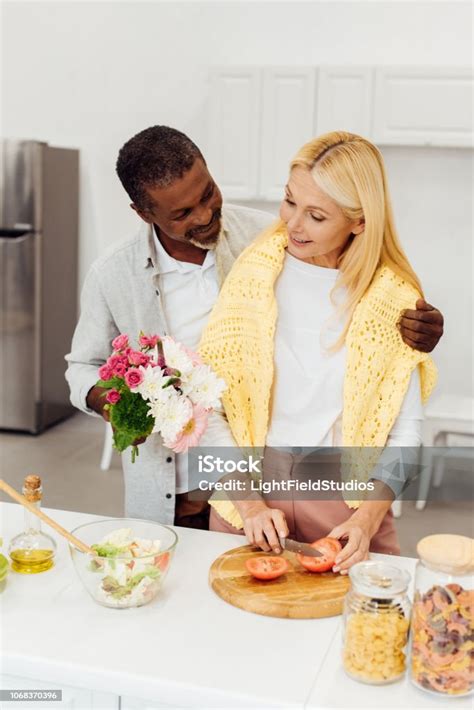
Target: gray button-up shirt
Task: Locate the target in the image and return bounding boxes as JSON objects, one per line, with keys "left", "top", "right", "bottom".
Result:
{"left": 65, "top": 204, "right": 273, "bottom": 524}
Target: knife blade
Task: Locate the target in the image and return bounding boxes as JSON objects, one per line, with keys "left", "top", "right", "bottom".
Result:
{"left": 280, "top": 538, "right": 324, "bottom": 557}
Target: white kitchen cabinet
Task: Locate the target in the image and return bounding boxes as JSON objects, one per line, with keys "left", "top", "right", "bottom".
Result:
{"left": 120, "top": 697, "right": 181, "bottom": 709}
{"left": 316, "top": 66, "right": 373, "bottom": 137}
{"left": 208, "top": 65, "right": 472, "bottom": 201}
{"left": 259, "top": 67, "right": 317, "bottom": 201}
{"left": 373, "top": 67, "right": 473, "bottom": 147}
{"left": 0, "top": 674, "right": 118, "bottom": 710}
{"left": 207, "top": 67, "right": 261, "bottom": 199}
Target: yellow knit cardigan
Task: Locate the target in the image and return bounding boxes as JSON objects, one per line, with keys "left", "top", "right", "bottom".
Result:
{"left": 199, "top": 229, "right": 437, "bottom": 529}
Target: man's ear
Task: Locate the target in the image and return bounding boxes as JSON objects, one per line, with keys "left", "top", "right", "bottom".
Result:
{"left": 131, "top": 203, "right": 153, "bottom": 225}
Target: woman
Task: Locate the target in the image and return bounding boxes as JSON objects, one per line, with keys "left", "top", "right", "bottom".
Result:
{"left": 199, "top": 131, "right": 437, "bottom": 572}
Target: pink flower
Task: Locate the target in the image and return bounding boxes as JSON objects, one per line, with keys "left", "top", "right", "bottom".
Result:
{"left": 139, "top": 334, "right": 160, "bottom": 349}
{"left": 105, "top": 389, "right": 121, "bottom": 404}
{"left": 124, "top": 368, "right": 144, "bottom": 389}
{"left": 128, "top": 350, "right": 150, "bottom": 367}
{"left": 113, "top": 362, "right": 127, "bottom": 377}
{"left": 98, "top": 364, "right": 113, "bottom": 381}
{"left": 107, "top": 354, "right": 121, "bottom": 369}
{"left": 112, "top": 334, "right": 129, "bottom": 352}
{"left": 181, "top": 344, "right": 204, "bottom": 366}
{"left": 169, "top": 405, "right": 209, "bottom": 454}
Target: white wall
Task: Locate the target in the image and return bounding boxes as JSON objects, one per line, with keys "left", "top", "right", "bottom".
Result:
{"left": 1, "top": 1, "right": 472, "bottom": 397}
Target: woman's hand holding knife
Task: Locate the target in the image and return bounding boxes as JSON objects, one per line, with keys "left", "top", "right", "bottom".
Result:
{"left": 234, "top": 499, "right": 289, "bottom": 554}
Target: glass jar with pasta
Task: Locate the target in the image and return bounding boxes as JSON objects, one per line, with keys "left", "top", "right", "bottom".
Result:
{"left": 411, "top": 534, "right": 473, "bottom": 698}
{"left": 342, "top": 560, "right": 411, "bottom": 684}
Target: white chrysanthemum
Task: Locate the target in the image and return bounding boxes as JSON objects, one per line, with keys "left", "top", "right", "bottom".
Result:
{"left": 149, "top": 393, "right": 192, "bottom": 443}
{"left": 134, "top": 365, "right": 171, "bottom": 401}
{"left": 162, "top": 336, "right": 193, "bottom": 375}
{"left": 147, "top": 391, "right": 174, "bottom": 433}
{"left": 180, "top": 365, "right": 227, "bottom": 409}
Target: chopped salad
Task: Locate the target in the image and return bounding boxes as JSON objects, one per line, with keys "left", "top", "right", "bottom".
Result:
{"left": 88, "top": 528, "right": 169, "bottom": 607}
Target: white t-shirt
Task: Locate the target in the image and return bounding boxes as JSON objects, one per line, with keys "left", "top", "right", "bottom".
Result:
{"left": 266, "top": 251, "right": 423, "bottom": 448}
{"left": 153, "top": 231, "right": 220, "bottom": 493}
{"left": 153, "top": 231, "right": 220, "bottom": 351}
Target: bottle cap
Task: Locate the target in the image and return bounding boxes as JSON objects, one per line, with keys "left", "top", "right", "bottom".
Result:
{"left": 23, "top": 475, "right": 42, "bottom": 502}
{"left": 417, "top": 534, "right": 474, "bottom": 575}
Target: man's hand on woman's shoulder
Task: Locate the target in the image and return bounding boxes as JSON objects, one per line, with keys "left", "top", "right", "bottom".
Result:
{"left": 398, "top": 299, "right": 444, "bottom": 353}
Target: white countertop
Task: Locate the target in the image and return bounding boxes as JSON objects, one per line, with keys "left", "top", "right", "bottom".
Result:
{"left": 0, "top": 503, "right": 471, "bottom": 709}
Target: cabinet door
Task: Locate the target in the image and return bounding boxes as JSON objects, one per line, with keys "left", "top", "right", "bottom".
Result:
{"left": 121, "top": 697, "right": 180, "bottom": 709}
{"left": 0, "top": 674, "right": 118, "bottom": 709}
{"left": 316, "top": 67, "right": 373, "bottom": 137}
{"left": 207, "top": 67, "right": 261, "bottom": 199}
{"left": 259, "top": 68, "right": 317, "bottom": 201}
{"left": 373, "top": 67, "right": 474, "bottom": 146}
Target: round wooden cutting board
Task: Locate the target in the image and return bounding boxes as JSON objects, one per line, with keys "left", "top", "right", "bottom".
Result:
{"left": 209, "top": 544, "right": 351, "bottom": 619}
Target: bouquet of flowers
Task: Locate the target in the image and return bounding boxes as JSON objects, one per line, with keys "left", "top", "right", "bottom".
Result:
{"left": 96, "top": 333, "right": 226, "bottom": 461}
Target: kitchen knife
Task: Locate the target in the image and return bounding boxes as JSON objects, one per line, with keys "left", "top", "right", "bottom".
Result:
{"left": 280, "top": 538, "right": 324, "bottom": 557}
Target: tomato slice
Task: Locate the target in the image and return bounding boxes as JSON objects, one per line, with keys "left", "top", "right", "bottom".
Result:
{"left": 297, "top": 537, "right": 340, "bottom": 573}
{"left": 154, "top": 552, "right": 170, "bottom": 573}
{"left": 318, "top": 537, "right": 342, "bottom": 555}
{"left": 245, "top": 556, "right": 289, "bottom": 581}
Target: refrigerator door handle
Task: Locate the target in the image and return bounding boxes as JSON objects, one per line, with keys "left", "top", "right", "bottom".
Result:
{"left": 0, "top": 228, "right": 35, "bottom": 239}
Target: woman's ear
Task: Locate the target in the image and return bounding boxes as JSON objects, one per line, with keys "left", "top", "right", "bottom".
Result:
{"left": 352, "top": 219, "right": 365, "bottom": 236}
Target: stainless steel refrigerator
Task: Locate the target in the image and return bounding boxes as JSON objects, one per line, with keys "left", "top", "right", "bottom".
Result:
{"left": 0, "top": 140, "right": 79, "bottom": 432}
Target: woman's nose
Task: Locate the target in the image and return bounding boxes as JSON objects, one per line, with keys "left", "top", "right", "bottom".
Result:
{"left": 287, "top": 211, "right": 304, "bottom": 232}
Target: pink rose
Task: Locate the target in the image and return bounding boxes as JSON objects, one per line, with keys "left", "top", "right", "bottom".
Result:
{"left": 124, "top": 368, "right": 144, "bottom": 389}
{"left": 105, "top": 389, "right": 121, "bottom": 404}
{"left": 128, "top": 350, "right": 150, "bottom": 367}
{"left": 113, "top": 362, "right": 127, "bottom": 377}
{"left": 112, "top": 334, "right": 129, "bottom": 352}
{"left": 98, "top": 364, "right": 113, "bottom": 381}
{"left": 139, "top": 334, "right": 159, "bottom": 349}
{"left": 107, "top": 354, "right": 121, "bottom": 369}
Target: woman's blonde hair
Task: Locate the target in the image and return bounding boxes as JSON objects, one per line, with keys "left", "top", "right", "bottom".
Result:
{"left": 271, "top": 131, "right": 423, "bottom": 347}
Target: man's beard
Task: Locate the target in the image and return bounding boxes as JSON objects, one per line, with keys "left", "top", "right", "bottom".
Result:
{"left": 187, "top": 210, "right": 222, "bottom": 250}
{"left": 188, "top": 233, "right": 219, "bottom": 250}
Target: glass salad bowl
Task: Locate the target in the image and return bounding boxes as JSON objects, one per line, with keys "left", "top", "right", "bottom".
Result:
{"left": 0, "top": 552, "right": 8, "bottom": 592}
{"left": 69, "top": 519, "right": 178, "bottom": 609}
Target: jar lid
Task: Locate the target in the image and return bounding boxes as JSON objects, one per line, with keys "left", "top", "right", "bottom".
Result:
{"left": 417, "top": 534, "right": 474, "bottom": 575}
{"left": 349, "top": 560, "right": 411, "bottom": 598}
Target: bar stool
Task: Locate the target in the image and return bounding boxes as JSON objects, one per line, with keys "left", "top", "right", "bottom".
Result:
{"left": 417, "top": 395, "right": 474, "bottom": 510}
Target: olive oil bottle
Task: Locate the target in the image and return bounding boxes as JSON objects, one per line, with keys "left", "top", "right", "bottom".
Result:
{"left": 8, "top": 475, "right": 56, "bottom": 574}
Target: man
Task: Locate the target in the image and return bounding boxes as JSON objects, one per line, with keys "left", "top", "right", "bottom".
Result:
{"left": 65, "top": 125, "right": 444, "bottom": 528}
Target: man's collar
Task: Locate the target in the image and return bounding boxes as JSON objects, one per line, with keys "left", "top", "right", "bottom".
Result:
{"left": 141, "top": 214, "right": 228, "bottom": 272}
{"left": 152, "top": 226, "right": 182, "bottom": 275}
{"left": 140, "top": 222, "right": 158, "bottom": 269}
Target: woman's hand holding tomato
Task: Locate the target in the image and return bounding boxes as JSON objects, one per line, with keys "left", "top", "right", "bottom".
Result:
{"left": 328, "top": 515, "right": 372, "bottom": 574}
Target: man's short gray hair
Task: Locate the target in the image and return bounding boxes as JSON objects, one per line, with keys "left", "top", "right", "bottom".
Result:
{"left": 116, "top": 125, "right": 204, "bottom": 210}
